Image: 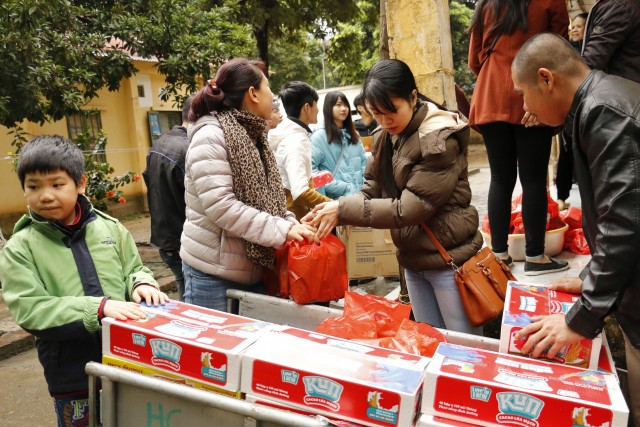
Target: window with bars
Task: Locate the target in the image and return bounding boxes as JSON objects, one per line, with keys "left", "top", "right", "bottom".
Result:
{"left": 66, "top": 111, "right": 106, "bottom": 162}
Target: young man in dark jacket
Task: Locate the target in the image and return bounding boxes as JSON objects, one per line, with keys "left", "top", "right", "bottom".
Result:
{"left": 143, "top": 95, "right": 193, "bottom": 301}
{"left": 512, "top": 33, "right": 640, "bottom": 427}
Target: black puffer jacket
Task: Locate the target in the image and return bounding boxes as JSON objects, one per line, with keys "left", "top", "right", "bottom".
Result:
{"left": 582, "top": 0, "right": 640, "bottom": 83}
{"left": 564, "top": 70, "right": 640, "bottom": 348}
{"left": 339, "top": 102, "right": 483, "bottom": 271}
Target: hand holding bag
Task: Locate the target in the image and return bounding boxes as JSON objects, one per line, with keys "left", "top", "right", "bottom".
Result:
{"left": 420, "top": 224, "right": 516, "bottom": 327}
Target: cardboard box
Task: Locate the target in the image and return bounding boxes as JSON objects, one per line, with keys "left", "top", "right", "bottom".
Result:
{"left": 246, "top": 394, "right": 366, "bottom": 426}
{"left": 102, "top": 355, "right": 243, "bottom": 399}
{"left": 241, "top": 328, "right": 429, "bottom": 427}
{"left": 597, "top": 335, "right": 618, "bottom": 381}
{"left": 500, "top": 281, "right": 602, "bottom": 369}
{"left": 102, "top": 300, "right": 273, "bottom": 392}
{"left": 417, "top": 414, "right": 480, "bottom": 426}
{"left": 422, "top": 343, "right": 628, "bottom": 427}
{"left": 338, "top": 226, "right": 399, "bottom": 279}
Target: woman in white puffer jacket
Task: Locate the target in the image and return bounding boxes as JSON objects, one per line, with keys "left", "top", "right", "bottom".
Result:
{"left": 180, "top": 58, "right": 317, "bottom": 312}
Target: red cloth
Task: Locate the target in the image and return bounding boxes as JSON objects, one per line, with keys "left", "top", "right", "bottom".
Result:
{"left": 468, "top": 0, "right": 569, "bottom": 130}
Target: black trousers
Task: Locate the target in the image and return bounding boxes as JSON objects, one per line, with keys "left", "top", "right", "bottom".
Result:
{"left": 478, "top": 122, "right": 552, "bottom": 257}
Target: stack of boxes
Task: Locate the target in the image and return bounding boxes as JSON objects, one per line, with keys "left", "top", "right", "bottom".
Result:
{"left": 417, "top": 281, "right": 628, "bottom": 427}
{"left": 101, "top": 281, "right": 628, "bottom": 426}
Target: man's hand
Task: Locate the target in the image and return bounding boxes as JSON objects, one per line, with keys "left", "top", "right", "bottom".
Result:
{"left": 103, "top": 300, "right": 147, "bottom": 321}
{"left": 521, "top": 111, "right": 540, "bottom": 127}
{"left": 516, "top": 314, "right": 585, "bottom": 359}
{"left": 549, "top": 277, "right": 582, "bottom": 294}
{"left": 132, "top": 285, "right": 169, "bottom": 306}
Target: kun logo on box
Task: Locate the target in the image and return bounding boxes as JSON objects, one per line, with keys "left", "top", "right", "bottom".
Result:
{"left": 303, "top": 376, "right": 344, "bottom": 411}
{"left": 496, "top": 392, "right": 544, "bottom": 427}
{"left": 150, "top": 338, "right": 182, "bottom": 371}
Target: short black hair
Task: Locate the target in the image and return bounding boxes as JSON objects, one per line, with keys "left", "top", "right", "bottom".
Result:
{"left": 353, "top": 93, "right": 364, "bottom": 108}
{"left": 279, "top": 81, "right": 318, "bottom": 118}
{"left": 17, "top": 135, "right": 85, "bottom": 189}
{"left": 181, "top": 94, "right": 195, "bottom": 123}
{"left": 512, "top": 33, "right": 587, "bottom": 85}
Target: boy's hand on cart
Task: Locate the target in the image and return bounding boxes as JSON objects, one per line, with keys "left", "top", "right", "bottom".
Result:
{"left": 132, "top": 284, "right": 169, "bottom": 306}
{"left": 104, "top": 300, "right": 147, "bottom": 321}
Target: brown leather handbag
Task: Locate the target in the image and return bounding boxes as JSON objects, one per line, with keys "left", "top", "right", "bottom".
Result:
{"left": 420, "top": 224, "right": 516, "bottom": 327}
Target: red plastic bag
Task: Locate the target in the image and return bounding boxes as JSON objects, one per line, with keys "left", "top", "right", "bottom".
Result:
{"left": 286, "top": 234, "right": 348, "bottom": 304}
{"left": 564, "top": 228, "right": 590, "bottom": 255}
{"left": 560, "top": 206, "right": 583, "bottom": 230}
{"left": 343, "top": 292, "right": 412, "bottom": 338}
{"left": 315, "top": 315, "right": 378, "bottom": 340}
{"left": 356, "top": 319, "right": 447, "bottom": 358}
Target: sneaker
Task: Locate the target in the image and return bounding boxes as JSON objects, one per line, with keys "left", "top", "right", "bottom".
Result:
{"left": 524, "top": 256, "right": 569, "bottom": 276}
{"left": 499, "top": 255, "right": 514, "bottom": 268}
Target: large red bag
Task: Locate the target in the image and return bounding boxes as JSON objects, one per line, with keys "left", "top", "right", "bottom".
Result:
{"left": 284, "top": 234, "right": 348, "bottom": 304}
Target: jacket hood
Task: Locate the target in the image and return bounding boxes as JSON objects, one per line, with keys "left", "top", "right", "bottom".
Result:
{"left": 188, "top": 113, "right": 221, "bottom": 142}
{"left": 268, "top": 117, "right": 309, "bottom": 151}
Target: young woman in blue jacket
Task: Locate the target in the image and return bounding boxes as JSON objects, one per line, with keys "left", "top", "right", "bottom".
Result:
{"left": 311, "top": 91, "right": 368, "bottom": 199}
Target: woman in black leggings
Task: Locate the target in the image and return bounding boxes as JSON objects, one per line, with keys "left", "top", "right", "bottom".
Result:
{"left": 468, "top": 0, "right": 569, "bottom": 275}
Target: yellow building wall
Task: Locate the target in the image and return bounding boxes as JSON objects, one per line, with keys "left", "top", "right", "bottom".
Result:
{"left": 0, "top": 60, "right": 184, "bottom": 235}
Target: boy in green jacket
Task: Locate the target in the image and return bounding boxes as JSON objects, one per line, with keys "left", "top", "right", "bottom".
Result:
{"left": 0, "top": 135, "right": 168, "bottom": 426}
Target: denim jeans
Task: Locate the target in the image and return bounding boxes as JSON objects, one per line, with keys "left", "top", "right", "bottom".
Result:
{"left": 159, "top": 249, "right": 185, "bottom": 301}
{"left": 182, "top": 262, "right": 265, "bottom": 312}
{"left": 53, "top": 393, "right": 90, "bottom": 427}
{"left": 403, "top": 267, "right": 482, "bottom": 335}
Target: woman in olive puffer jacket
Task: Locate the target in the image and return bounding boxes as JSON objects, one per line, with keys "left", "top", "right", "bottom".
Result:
{"left": 305, "top": 59, "right": 483, "bottom": 334}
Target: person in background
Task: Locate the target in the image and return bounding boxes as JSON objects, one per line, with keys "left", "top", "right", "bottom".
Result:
{"left": 582, "top": 0, "right": 640, "bottom": 83}
{"left": 181, "top": 58, "right": 317, "bottom": 312}
{"left": 569, "top": 12, "right": 588, "bottom": 51}
{"left": 143, "top": 95, "right": 193, "bottom": 301}
{"left": 511, "top": 33, "right": 640, "bottom": 427}
{"left": 266, "top": 99, "right": 283, "bottom": 131}
{"left": 353, "top": 93, "right": 378, "bottom": 138}
{"left": 268, "top": 81, "right": 331, "bottom": 220}
{"left": 304, "top": 59, "right": 483, "bottom": 335}
{"left": 468, "top": 0, "right": 569, "bottom": 275}
{"left": 555, "top": 13, "right": 588, "bottom": 211}
{"left": 311, "top": 91, "right": 367, "bottom": 199}
{"left": 0, "top": 136, "right": 167, "bottom": 427}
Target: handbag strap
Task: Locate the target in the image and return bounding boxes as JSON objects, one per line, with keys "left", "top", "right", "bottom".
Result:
{"left": 486, "top": 25, "right": 504, "bottom": 58}
{"left": 332, "top": 141, "right": 346, "bottom": 176}
{"left": 419, "top": 223, "right": 458, "bottom": 270}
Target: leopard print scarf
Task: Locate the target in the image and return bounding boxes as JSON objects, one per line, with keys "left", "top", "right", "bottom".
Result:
{"left": 216, "top": 109, "right": 287, "bottom": 269}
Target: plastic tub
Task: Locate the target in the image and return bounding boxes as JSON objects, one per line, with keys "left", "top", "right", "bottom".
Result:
{"left": 481, "top": 223, "right": 569, "bottom": 262}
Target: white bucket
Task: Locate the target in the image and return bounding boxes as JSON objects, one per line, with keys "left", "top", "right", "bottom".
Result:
{"left": 481, "top": 223, "right": 568, "bottom": 261}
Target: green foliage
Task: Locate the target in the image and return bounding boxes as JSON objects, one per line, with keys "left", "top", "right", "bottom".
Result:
{"left": 269, "top": 31, "right": 340, "bottom": 93}
{"left": 327, "top": 0, "right": 380, "bottom": 86}
{"left": 449, "top": 0, "right": 476, "bottom": 93}
{"left": 0, "top": 0, "right": 136, "bottom": 127}
{"left": 74, "top": 132, "right": 140, "bottom": 212}
{"left": 108, "top": 0, "right": 254, "bottom": 106}
{"left": 269, "top": 0, "right": 379, "bottom": 91}
{"left": 0, "top": 0, "right": 251, "bottom": 126}
{"left": 211, "top": 0, "right": 360, "bottom": 70}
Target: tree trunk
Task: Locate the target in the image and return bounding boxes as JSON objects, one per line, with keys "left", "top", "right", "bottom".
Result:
{"left": 254, "top": 20, "right": 270, "bottom": 73}
{"left": 379, "top": 0, "right": 390, "bottom": 59}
